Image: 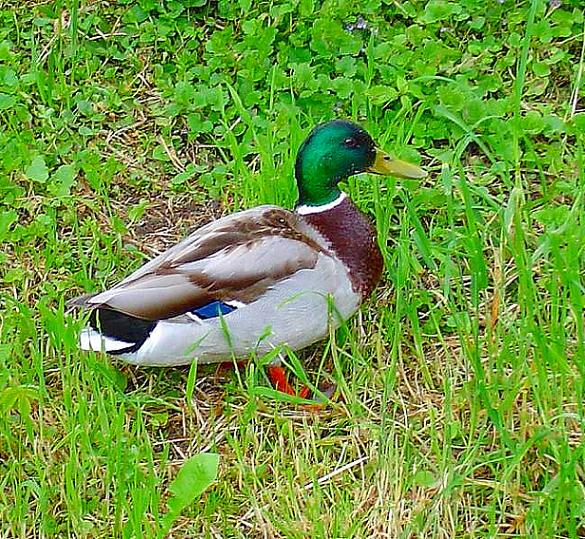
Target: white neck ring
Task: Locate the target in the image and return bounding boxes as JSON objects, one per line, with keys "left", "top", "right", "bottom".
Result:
{"left": 296, "top": 193, "right": 347, "bottom": 215}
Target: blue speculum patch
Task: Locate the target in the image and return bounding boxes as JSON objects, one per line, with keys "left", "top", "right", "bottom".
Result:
{"left": 191, "top": 300, "right": 236, "bottom": 319}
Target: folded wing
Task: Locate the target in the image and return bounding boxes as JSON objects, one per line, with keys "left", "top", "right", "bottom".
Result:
{"left": 81, "top": 206, "right": 323, "bottom": 321}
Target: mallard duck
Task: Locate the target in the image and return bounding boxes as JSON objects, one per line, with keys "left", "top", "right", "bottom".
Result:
{"left": 72, "top": 120, "right": 426, "bottom": 397}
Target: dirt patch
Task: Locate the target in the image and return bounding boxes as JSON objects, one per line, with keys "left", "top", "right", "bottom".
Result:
{"left": 113, "top": 189, "right": 226, "bottom": 257}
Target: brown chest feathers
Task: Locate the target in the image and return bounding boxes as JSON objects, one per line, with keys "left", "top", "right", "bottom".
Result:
{"left": 302, "top": 198, "right": 383, "bottom": 297}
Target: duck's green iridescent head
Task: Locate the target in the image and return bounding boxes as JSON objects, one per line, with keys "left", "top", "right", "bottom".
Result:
{"left": 295, "top": 120, "right": 426, "bottom": 207}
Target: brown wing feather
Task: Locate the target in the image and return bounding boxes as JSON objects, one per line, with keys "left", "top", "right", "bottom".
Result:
{"left": 84, "top": 206, "right": 323, "bottom": 320}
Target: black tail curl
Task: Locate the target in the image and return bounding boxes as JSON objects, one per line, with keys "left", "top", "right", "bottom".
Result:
{"left": 89, "top": 308, "right": 157, "bottom": 355}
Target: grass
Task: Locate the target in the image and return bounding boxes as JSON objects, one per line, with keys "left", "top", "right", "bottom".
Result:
{"left": 1, "top": 0, "right": 585, "bottom": 537}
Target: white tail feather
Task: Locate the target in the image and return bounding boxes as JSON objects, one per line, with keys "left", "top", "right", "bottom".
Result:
{"left": 79, "top": 326, "right": 133, "bottom": 352}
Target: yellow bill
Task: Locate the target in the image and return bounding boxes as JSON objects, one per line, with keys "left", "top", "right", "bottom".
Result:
{"left": 367, "top": 148, "right": 427, "bottom": 179}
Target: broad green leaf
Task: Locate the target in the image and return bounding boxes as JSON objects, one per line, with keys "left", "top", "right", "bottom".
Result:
{"left": 160, "top": 452, "right": 219, "bottom": 536}
{"left": 0, "top": 210, "right": 17, "bottom": 242}
{"left": 25, "top": 156, "right": 49, "bottom": 183}
{"left": 48, "top": 164, "right": 76, "bottom": 197}
{"left": 0, "top": 92, "right": 15, "bottom": 110}
{"left": 168, "top": 453, "right": 219, "bottom": 511}
{"left": 571, "top": 112, "right": 585, "bottom": 134}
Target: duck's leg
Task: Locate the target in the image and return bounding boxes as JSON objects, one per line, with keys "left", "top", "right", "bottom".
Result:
{"left": 267, "top": 364, "right": 311, "bottom": 399}
{"left": 266, "top": 356, "right": 335, "bottom": 402}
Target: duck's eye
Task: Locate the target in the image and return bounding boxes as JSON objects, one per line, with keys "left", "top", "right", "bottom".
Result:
{"left": 344, "top": 137, "right": 359, "bottom": 149}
